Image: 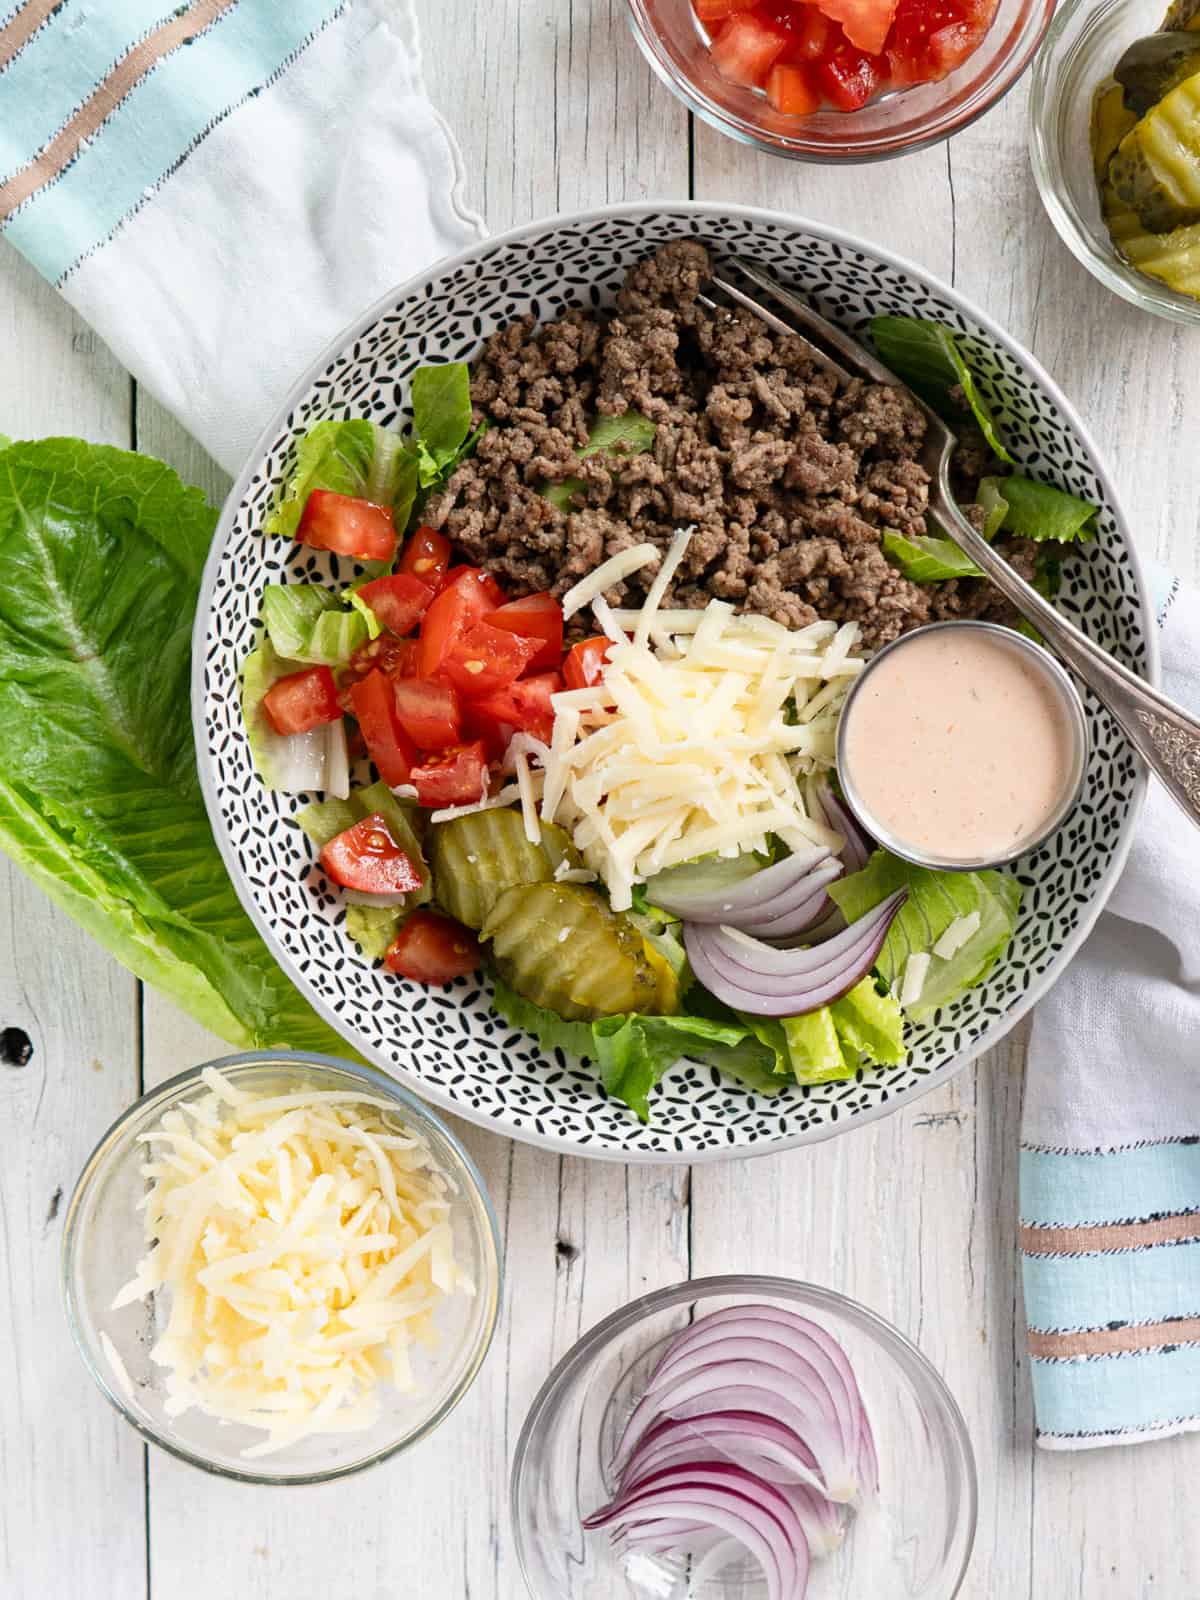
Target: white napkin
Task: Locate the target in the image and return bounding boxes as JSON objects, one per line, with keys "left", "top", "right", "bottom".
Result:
{"left": 1021, "top": 573, "right": 1200, "bottom": 1448}
{"left": 0, "top": 0, "right": 483, "bottom": 473}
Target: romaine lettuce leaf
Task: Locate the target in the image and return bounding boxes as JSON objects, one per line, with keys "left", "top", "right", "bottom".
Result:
{"left": 241, "top": 639, "right": 346, "bottom": 794}
{"left": 978, "top": 473, "right": 1097, "bottom": 543}
{"left": 264, "top": 418, "right": 419, "bottom": 540}
{"left": 829, "top": 979, "right": 905, "bottom": 1066}
{"left": 345, "top": 904, "right": 403, "bottom": 960}
{"left": 0, "top": 437, "right": 358, "bottom": 1059}
{"left": 742, "top": 976, "right": 905, "bottom": 1085}
{"left": 412, "top": 363, "right": 480, "bottom": 488}
{"left": 779, "top": 1010, "right": 850, "bottom": 1084}
{"left": 261, "top": 584, "right": 366, "bottom": 666}
{"left": 869, "top": 315, "right": 1013, "bottom": 464}
{"left": 882, "top": 530, "right": 983, "bottom": 584}
{"left": 580, "top": 410, "right": 656, "bottom": 459}
{"left": 829, "top": 850, "right": 1022, "bottom": 1020}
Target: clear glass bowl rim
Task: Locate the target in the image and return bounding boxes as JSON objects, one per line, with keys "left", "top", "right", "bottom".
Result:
{"left": 1028, "top": 0, "right": 1200, "bottom": 325}
{"left": 61, "top": 1049, "right": 503, "bottom": 1487}
{"left": 510, "top": 1272, "right": 979, "bottom": 1598}
{"left": 624, "top": 0, "right": 1058, "bottom": 163}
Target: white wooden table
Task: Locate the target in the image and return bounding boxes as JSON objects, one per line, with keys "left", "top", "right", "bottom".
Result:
{"left": 4, "top": 4, "right": 1200, "bottom": 1595}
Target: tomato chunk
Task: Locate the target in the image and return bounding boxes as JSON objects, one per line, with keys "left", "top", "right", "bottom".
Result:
{"left": 884, "top": 0, "right": 962, "bottom": 80}
{"left": 563, "top": 636, "right": 615, "bottom": 691}
{"left": 349, "top": 669, "right": 418, "bottom": 786}
{"left": 392, "top": 677, "right": 462, "bottom": 751}
{"left": 262, "top": 666, "right": 341, "bottom": 736}
{"left": 355, "top": 573, "right": 433, "bottom": 637}
{"left": 780, "top": 4, "right": 836, "bottom": 60}
{"left": 442, "top": 621, "right": 541, "bottom": 698}
{"left": 418, "top": 574, "right": 497, "bottom": 678}
{"left": 409, "top": 741, "right": 489, "bottom": 808}
{"left": 397, "top": 525, "right": 453, "bottom": 591}
{"left": 815, "top": 40, "right": 883, "bottom": 106}
{"left": 384, "top": 910, "right": 482, "bottom": 983}
{"left": 444, "top": 565, "right": 507, "bottom": 609}
{"left": 766, "top": 60, "right": 822, "bottom": 112}
{"left": 813, "top": 0, "right": 896, "bottom": 55}
{"left": 320, "top": 814, "right": 423, "bottom": 896}
{"left": 297, "top": 490, "right": 396, "bottom": 563}
{"left": 488, "top": 593, "right": 565, "bottom": 673}
{"left": 693, "top": 0, "right": 757, "bottom": 19}
{"left": 710, "top": 12, "right": 791, "bottom": 85}
{"left": 471, "top": 671, "right": 563, "bottom": 745}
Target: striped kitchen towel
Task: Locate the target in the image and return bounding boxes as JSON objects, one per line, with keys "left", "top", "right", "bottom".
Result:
{"left": 0, "top": 0, "right": 482, "bottom": 472}
{"left": 1021, "top": 565, "right": 1200, "bottom": 1449}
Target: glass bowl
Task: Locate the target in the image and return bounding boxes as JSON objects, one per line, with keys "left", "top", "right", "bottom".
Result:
{"left": 61, "top": 1051, "right": 502, "bottom": 1486}
{"left": 1029, "top": 0, "right": 1200, "bottom": 324}
{"left": 624, "top": 0, "right": 1055, "bottom": 161}
{"left": 512, "top": 1276, "right": 977, "bottom": 1599}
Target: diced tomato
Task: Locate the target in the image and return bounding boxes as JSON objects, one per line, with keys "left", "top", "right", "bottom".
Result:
{"left": 441, "top": 621, "right": 541, "bottom": 698}
{"left": 355, "top": 573, "right": 433, "bottom": 637}
{"left": 470, "top": 671, "right": 563, "bottom": 745}
{"left": 710, "top": 12, "right": 791, "bottom": 86}
{"left": 461, "top": 703, "right": 515, "bottom": 763}
{"left": 766, "top": 60, "right": 822, "bottom": 112}
{"left": 418, "top": 573, "right": 498, "bottom": 678}
{"left": 815, "top": 40, "right": 883, "bottom": 106}
{"left": 812, "top": 0, "right": 896, "bottom": 55}
{"left": 563, "top": 636, "right": 615, "bottom": 691}
{"left": 297, "top": 490, "right": 397, "bottom": 563}
{"left": 392, "top": 677, "right": 462, "bottom": 751}
{"left": 444, "top": 565, "right": 507, "bottom": 609}
{"left": 926, "top": 0, "right": 994, "bottom": 74}
{"left": 384, "top": 910, "right": 482, "bottom": 983}
{"left": 409, "top": 741, "right": 489, "bottom": 808}
{"left": 397, "top": 525, "right": 453, "bottom": 591}
{"left": 488, "top": 593, "right": 564, "bottom": 673}
{"left": 884, "top": 0, "right": 962, "bottom": 81}
{"left": 693, "top": 0, "right": 757, "bottom": 20}
{"left": 320, "top": 814, "right": 422, "bottom": 896}
{"left": 261, "top": 666, "right": 341, "bottom": 736}
{"left": 349, "top": 669, "right": 418, "bottom": 786}
{"left": 780, "top": 4, "right": 836, "bottom": 60}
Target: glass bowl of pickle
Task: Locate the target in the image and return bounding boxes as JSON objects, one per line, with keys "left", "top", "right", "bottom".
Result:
{"left": 1030, "top": 0, "right": 1200, "bottom": 323}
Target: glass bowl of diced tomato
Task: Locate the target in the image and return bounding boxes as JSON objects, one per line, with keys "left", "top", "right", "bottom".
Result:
{"left": 625, "top": 0, "right": 1054, "bottom": 159}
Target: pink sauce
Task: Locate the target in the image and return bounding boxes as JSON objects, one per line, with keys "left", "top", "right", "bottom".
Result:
{"left": 840, "top": 628, "right": 1078, "bottom": 863}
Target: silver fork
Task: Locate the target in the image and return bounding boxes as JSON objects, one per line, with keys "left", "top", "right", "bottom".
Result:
{"left": 699, "top": 256, "right": 1200, "bottom": 833}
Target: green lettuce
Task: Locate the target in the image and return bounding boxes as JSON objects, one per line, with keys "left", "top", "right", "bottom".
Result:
{"left": 978, "top": 473, "right": 1097, "bottom": 543}
{"left": 261, "top": 583, "right": 366, "bottom": 665}
{"left": 411, "top": 363, "right": 482, "bottom": 488}
{"left": 542, "top": 409, "right": 656, "bottom": 512}
{"left": 870, "top": 315, "right": 1013, "bottom": 463}
{"left": 491, "top": 979, "right": 781, "bottom": 1122}
{"left": 0, "top": 437, "right": 359, "bottom": 1058}
{"left": 265, "top": 419, "right": 419, "bottom": 539}
{"left": 830, "top": 850, "right": 1022, "bottom": 1020}
{"left": 743, "top": 978, "right": 905, "bottom": 1086}
{"left": 882, "top": 529, "right": 983, "bottom": 584}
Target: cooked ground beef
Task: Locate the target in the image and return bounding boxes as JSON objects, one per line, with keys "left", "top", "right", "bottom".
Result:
{"left": 423, "top": 240, "right": 1034, "bottom": 651}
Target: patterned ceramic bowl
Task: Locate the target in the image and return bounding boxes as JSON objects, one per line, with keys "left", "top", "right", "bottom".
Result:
{"left": 193, "top": 203, "right": 1153, "bottom": 1163}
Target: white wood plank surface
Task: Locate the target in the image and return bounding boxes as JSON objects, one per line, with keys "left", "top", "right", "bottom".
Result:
{"left": 2, "top": 0, "right": 1198, "bottom": 1595}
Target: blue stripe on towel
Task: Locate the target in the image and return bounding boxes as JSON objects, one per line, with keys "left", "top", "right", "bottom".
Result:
{"left": 0, "top": 0, "right": 179, "bottom": 184}
{"left": 1023, "top": 1237, "right": 1200, "bottom": 1334}
{"left": 1020, "top": 1144, "right": 1200, "bottom": 1228}
{"left": 2, "top": 0, "right": 345, "bottom": 282}
{"left": 1032, "top": 1345, "right": 1200, "bottom": 1438}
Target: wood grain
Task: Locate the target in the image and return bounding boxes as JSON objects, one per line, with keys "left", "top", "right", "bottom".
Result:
{"left": 2, "top": 0, "right": 1200, "bottom": 1593}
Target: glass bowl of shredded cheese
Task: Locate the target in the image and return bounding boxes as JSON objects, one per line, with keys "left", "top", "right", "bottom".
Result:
{"left": 61, "top": 1052, "right": 501, "bottom": 1484}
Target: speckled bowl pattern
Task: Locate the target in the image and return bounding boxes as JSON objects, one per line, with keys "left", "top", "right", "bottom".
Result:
{"left": 194, "top": 203, "right": 1153, "bottom": 1163}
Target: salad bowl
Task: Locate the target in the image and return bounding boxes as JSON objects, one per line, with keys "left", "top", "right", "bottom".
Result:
{"left": 193, "top": 202, "right": 1152, "bottom": 1162}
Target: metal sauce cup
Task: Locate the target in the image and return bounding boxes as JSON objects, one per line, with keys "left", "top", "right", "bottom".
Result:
{"left": 835, "top": 620, "right": 1090, "bottom": 872}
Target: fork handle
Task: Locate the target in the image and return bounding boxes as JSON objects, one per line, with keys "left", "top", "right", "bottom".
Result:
{"left": 934, "top": 489, "right": 1200, "bottom": 830}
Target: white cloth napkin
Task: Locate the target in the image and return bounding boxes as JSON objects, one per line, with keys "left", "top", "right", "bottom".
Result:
{"left": 0, "top": 0, "right": 483, "bottom": 473}
{"left": 1021, "top": 572, "right": 1200, "bottom": 1448}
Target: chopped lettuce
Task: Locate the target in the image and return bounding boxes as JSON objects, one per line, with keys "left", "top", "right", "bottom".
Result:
{"left": 830, "top": 850, "right": 1021, "bottom": 1020}
{"left": 882, "top": 529, "right": 983, "bottom": 583}
{"left": 241, "top": 640, "right": 347, "bottom": 795}
{"left": 870, "top": 314, "right": 1013, "bottom": 464}
{"left": 779, "top": 1011, "right": 848, "bottom": 1084}
{"left": 411, "top": 363, "right": 481, "bottom": 488}
{"left": 261, "top": 584, "right": 367, "bottom": 666}
{"left": 979, "top": 473, "right": 1097, "bottom": 543}
{"left": 830, "top": 980, "right": 905, "bottom": 1066}
{"left": 0, "top": 437, "right": 358, "bottom": 1058}
{"left": 266, "top": 420, "right": 394, "bottom": 538}
{"left": 345, "top": 904, "right": 403, "bottom": 961}
{"left": 541, "top": 409, "right": 656, "bottom": 513}
{"left": 491, "top": 979, "right": 781, "bottom": 1122}
{"left": 741, "top": 977, "right": 905, "bottom": 1086}
{"left": 296, "top": 781, "right": 432, "bottom": 940}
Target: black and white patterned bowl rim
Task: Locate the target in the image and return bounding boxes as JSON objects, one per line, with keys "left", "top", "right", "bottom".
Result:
{"left": 194, "top": 202, "right": 1154, "bottom": 1163}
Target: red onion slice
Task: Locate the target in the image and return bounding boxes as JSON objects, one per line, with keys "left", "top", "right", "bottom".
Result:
{"left": 649, "top": 847, "right": 831, "bottom": 924}
{"left": 624, "top": 1411, "right": 823, "bottom": 1494}
{"left": 684, "top": 891, "right": 906, "bottom": 1017}
{"left": 816, "top": 780, "right": 872, "bottom": 875}
{"left": 736, "top": 861, "right": 846, "bottom": 939}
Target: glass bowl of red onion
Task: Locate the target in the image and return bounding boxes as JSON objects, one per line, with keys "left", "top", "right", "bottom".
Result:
{"left": 511, "top": 1275, "right": 976, "bottom": 1599}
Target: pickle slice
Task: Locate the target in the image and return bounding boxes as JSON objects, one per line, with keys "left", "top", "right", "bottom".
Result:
{"left": 1115, "top": 31, "right": 1200, "bottom": 114}
{"left": 1091, "top": 78, "right": 1139, "bottom": 181}
{"left": 1109, "top": 71, "right": 1200, "bottom": 232}
{"left": 482, "top": 882, "right": 660, "bottom": 1020}
{"left": 431, "top": 808, "right": 555, "bottom": 929}
{"left": 1105, "top": 183, "right": 1200, "bottom": 295}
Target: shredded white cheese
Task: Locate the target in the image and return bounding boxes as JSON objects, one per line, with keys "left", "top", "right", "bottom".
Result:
{"left": 933, "top": 912, "right": 981, "bottom": 961}
{"left": 899, "top": 952, "right": 931, "bottom": 1009}
{"left": 113, "top": 1068, "right": 471, "bottom": 1459}
{"left": 536, "top": 542, "right": 863, "bottom": 909}
{"left": 559, "top": 543, "right": 661, "bottom": 620}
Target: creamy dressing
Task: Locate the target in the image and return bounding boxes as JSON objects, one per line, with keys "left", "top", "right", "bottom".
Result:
{"left": 840, "top": 627, "right": 1078, "bottom": 864}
